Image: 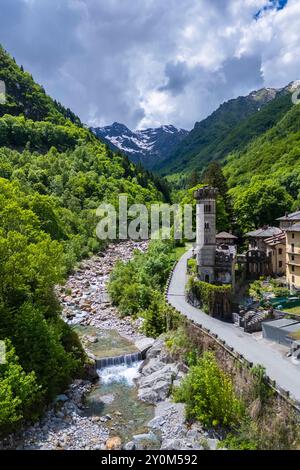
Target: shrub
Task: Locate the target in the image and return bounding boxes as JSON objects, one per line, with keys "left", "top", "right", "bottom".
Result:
{"left": 173, "top": 351, "right": 243, "bottom": 427}
{"left": 142, "top": 292, "right": 181, "bottom": 337}
{"left": 221, "top": 413, "right": 300, "bottom": 450}
{"left": 187, "top": 258, "right": 197, "bottom": 275}
{"left": 165, "top": 325, "right": 197, "bottom": 364}
{"left": 108, "top": 240, "right": 178, "bottom": 335}
{"left": 0, "top": 341, "right": 42, "bottom": 436}
{"left": 250, "top": 365, "right": 273, "bottom": 404}
{"left": 187, "top": 277, "right": 232, "bottom": 316}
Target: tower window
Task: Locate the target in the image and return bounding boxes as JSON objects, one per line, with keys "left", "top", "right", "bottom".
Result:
{"left": 204, "top": 222, "right": 210, "bottom": 230}
{"left": 204, "top": 204, "right": 211, "bottom": 213}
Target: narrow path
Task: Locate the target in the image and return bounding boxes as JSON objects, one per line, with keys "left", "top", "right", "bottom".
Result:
{"left": 167, "top": 250, "right": 300, "bottom": 403}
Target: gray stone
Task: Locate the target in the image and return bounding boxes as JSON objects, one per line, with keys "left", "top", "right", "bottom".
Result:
{"left": 147, "top": 416, "right": 166, "bottom": 429}
{"left": 207, "top": 438, "right": 219, "bottom": 450}
{"left": 123, "top": 441, "right": 136, "bottom": 450}
{"left": 135, "top": 338, "right": 155, "bottom": 356}
{"left": 132, "top": 432, "right": 160, "bottom": 450}
{"left": 138, "top": 388, "right": 158, "bottom": 403}
{"left": 140, "top": 358, "right": 166, "bottom": 376}
{"left": 55, "top": 394, "right": 69, "bottom": 403}
{"left": 146, "top": 338, "right": 165, "bottom": 359}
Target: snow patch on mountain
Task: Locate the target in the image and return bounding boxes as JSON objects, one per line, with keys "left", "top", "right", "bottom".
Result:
{"left": 91, "top": 122, "right": 189, "bottom": 169}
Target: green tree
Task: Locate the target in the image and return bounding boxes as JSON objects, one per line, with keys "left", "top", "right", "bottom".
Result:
{"left": 0, "top": 341, "right": 42, "bottom": 435}
{"left": 233, "top": 179, "right": 293, "bottom": 232}
{"left": 174, "top": 352, "right": 243, "bottom": 427}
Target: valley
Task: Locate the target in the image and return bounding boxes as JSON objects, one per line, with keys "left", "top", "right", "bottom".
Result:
{"left": 0, "top": 242, "right": 213, "bottom": 451}
{"left": 92, "top": 122, "right": 188, "bottom": 169}
{"left": 1, "top": 19, "right": 300, "bottom": 452}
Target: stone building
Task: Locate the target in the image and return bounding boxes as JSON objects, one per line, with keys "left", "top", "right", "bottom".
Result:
{"left": 286, "top": 223, "right": 300, "bottom": 290}
{"left": 194, "top": 186, "right": 235, "bottom": 287}
{"left": 264, "top": 232, "right": 286, "bottom": 275}
{"left": 277, "top": 210, "right": 300, "bottom": 230}
{"left": 277, "top": 210, "right": 300, "bottom": 289}
{"left": 245, "top": 226, "right": 285, "bottom": 277}
{"left": 216, "top": 231, "right": 238, "bottom": 248}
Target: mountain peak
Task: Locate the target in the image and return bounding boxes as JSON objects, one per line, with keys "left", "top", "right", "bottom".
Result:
{"left": 92, "top": 123, "right": 188, "bottom": 169}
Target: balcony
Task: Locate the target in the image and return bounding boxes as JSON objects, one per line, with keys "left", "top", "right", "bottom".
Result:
{"left": 287, "top": 261, "right": 300, "bottom": 268}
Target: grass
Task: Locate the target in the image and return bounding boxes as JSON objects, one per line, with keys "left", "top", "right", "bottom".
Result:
{"left": 283, "top": 306, "right": 300, "bottom": 315}
{"left": 290, "top": 330, "right": 300, "bottom": 341}
{"left": 173, "top": 243, "right": 193, "bottom": 260}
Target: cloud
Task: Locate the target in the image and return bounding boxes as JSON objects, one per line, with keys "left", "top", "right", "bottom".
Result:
{"left": 0, "top": 0, "right": 298, "bottom": 130}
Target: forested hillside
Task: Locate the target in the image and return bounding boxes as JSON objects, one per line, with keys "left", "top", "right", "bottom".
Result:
{"left": 223, "top": 96, "right": 300, "bottom": 231}
{"left": 0, "top": 45, "right": 165, "bottom": 435}
{"left": 156, "top": 87, "right": 289, "bottom": 177}
{"left": 225, "top": 97, "right": 300, "bottom": 192}
{"left": 160, "top": 82, "right": 300, "bottom": 235}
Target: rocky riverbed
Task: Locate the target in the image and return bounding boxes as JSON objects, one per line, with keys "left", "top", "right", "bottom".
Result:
{"left": 0, "top": 240, "right": 219, "bottom": 451}
{"left": 58, "top": 240, "right": 149, "bottom": 343}
{"left": 128, "top": 338, "right": 220, "bottom": 451}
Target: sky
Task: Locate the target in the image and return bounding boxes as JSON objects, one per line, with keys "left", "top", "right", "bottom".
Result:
{"left": 0, "top": 0, "right": 299, "bottom": 130}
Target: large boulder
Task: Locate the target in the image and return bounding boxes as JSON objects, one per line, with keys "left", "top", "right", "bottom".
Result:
{"left": 146, "top": 338, "right": 165, "bottom": 359}
{"left": 131, "top": 432, "right": 160, "bottom": 450}
{"left": 135, "top": 338, "right": 155, "bottom": 357}
{"left": 137, "top": 364, "right": 178, "bottom": 403}
{"left": 140, "top": 358, "right": 166, "bottom": 376}
{"left": 161, "top": 438, "right": 202, "bottom": 450}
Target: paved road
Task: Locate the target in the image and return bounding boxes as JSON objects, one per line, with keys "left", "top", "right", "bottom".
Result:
{"left": 167, "top": 250, "right": 300, "bottom": 403}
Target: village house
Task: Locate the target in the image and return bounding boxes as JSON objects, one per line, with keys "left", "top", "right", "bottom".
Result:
{"left": 216, "top": 231, "right": 238, "bottom": 247}
{"left": 277, "top": 210, "right": 300, "bottom": 230}
{"left": 277, "top": 210, "right": 300, "bottom": 290}
{"left": 286, "top": 223, "right": 300, "bottom": 290}
{"left": 264, "top": 232, "right": 286, "bottom": 276}
{"left": 244, "top": 211, "right": 300, "bottom": 288}
{"left": 245, "top": 226, "right": 284, "bottom": 277}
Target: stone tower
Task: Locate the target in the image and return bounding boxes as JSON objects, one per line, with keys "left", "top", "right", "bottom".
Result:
{"left": 194, "top": 186, "right": 218, "bottom": 283}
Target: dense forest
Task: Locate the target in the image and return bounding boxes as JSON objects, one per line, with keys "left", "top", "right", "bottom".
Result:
{"left": 0, "top": 45, "right": 167, "bottom": 434}
{"left": 156, "top": 87, "right": 292, "bottom": 177}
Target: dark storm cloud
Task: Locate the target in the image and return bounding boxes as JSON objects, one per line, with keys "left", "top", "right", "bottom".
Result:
{"left": 221, "top": 55, "right": 264, "bottom": 91}
{"left": 159, "top": 61, "right": 193, "bottom": 95}
{"left": 0, "top": 0, "right": 296, "bottom": 129}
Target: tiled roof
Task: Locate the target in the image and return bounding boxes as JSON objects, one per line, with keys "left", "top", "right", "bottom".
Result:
{"left": 264, "top": 232, "right": 286, "bottom": 246}
{"left": 277, "top": 211, "right": 300, "bottom": 221}
{"left": 216, "top": 231, "right": 238, "bottom": 239}
{"left": 246, "top": 227, "right": 283, "bottom": 238}
{"left": 286, "top": 222, "right": 300, "bottom": 232}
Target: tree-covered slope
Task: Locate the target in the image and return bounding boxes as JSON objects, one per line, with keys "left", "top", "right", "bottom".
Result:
{"left": 224, "top": 97, "right": 300, "bottom": 201}
{"left": 0, "top": 45, "right": 81, "bottom": 125}
{"left": 0, "top": 44, "right": 165, "bottom": 435}
{"left": 157, "top": 87, "right": 293, "bottom": 177}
